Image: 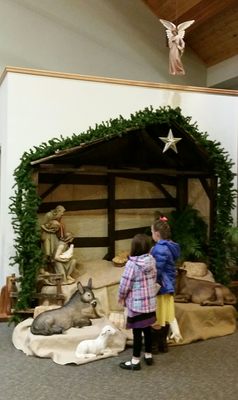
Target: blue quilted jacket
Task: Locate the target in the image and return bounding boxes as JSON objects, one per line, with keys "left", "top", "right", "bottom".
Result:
{"left": 151, "top": 240, "right": 180, "bottom": 295}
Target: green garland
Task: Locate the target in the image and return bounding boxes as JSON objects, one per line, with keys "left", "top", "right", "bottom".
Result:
{"left": 9, "top": 106, "right": 236, "bottom": 310}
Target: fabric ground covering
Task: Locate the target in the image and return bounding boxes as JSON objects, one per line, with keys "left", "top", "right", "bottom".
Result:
{"left": 12, "top": 316, "right": 127, "bottom": 365}
{"left": 11, "top": 260, "right": 237, "bottom": 364}
{"left": 172, "top": 303, "right": 237, "bottom": 345}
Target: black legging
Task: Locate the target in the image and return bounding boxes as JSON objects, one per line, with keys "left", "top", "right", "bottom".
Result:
{"left": 133, "top": 326, "right": 152, "bottom": 358}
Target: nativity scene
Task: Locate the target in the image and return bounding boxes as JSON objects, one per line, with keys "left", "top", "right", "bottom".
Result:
{"left": 3, "top": 106, "right": 237, "bottom": 365}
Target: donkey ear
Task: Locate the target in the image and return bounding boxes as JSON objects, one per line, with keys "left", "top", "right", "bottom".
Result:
{"left": 87, "top": 277, "right": 92, "bottom": 289}
{"left": 77, "top": 281, "right": 84, "bottom": 294}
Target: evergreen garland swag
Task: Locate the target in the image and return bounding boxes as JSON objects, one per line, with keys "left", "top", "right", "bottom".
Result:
{"left": 9, "top": 106, "right": 236, "bottom": 310}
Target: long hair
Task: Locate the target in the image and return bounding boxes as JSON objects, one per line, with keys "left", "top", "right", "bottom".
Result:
{"left": 130, "top": 233, "right": 152, "bottom": 256}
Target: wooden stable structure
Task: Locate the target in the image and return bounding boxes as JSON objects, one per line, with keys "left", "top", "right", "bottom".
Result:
{"left": 32, "top": 120, "right": 217, "bottom": 261}
{"left": 0, "top": 115, "right": 220, "bottom": 319}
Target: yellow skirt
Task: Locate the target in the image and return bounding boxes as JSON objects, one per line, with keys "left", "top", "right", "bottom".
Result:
{"left": 153, "top": 294, "right": 175, "bottom": 327}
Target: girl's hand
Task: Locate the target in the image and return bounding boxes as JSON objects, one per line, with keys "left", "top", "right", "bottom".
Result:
{"left": 118, "top": 298, "right": 125, "bottom": 306}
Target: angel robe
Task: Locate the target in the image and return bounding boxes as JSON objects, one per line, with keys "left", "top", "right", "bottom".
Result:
{"left": 169, "top": 34, "right": 185, "bottom": 75}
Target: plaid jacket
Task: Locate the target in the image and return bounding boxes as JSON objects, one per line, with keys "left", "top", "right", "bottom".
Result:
{"left": 118, "top": 254, "right": 157, "bottom": 313}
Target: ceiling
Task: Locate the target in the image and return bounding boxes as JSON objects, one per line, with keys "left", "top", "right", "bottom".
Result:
{"left": 143, "top": 0, "right": 238, "bottom": 67}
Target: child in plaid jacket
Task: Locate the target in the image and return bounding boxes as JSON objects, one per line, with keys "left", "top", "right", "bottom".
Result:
{"left": 118, "top": 233, "right": 157, "bottom": 370}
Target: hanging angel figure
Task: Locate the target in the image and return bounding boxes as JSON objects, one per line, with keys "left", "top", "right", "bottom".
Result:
{"left": 160, "top": 19, "right": 195, "bottom": 75}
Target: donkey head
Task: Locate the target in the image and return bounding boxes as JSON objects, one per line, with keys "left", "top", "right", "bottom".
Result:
{"left": 77, "top": 278, "right": 97, "bottom": 307}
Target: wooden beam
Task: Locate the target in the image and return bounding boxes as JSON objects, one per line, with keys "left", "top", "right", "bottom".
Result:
{"left": 41, "top": 182, "right": 61, "bottom": 200}
{"left": 40, "top": 172, "right": 72, "bottom": 200}
{"left": 73, "top": 226, "right": 152, "bottom": 247}
{"left": 39, "top": 171, "right": 177, "bottom": 186}
{"left": 30, "top": 137, "right": 108, "bottom": 166}
{"left": 39, "top": 174, "right": 108, "bottom": 185}
{"left": 152, "top": 180, "right": 175, "bottom": 201}
{"left": 38, "top": 170, "right": 177, "bottom": 182}
{"left": 31, "top": 169, "right": 39, "bottom": 186}
{"left": 37, "top": 164, "right": 211, "bottom": 176}
{"left": 115, "top": 226, "right": 150, "bottom": 240}
{"left": 38, "top": 200, "right": 108, "bottom": 213}
{"left": 74, "top": 237, "right": 108, "bottom": 247}
{"left": 38, "top": 198, "right": 176, "bottom": 213}
{"left": 3, "top": 66, "right": 237, "bottom": 96}
{"left": 176, "top": 176, "right": 188, "bottom": 212}
{"left": 116, "top": 174, "right": 177, "bottom": 186}
{"left": 200, "top": 177, "right": 212, "bottom": 200}
{"left": 116, "top": 198, "right": 176, "bottom": 209}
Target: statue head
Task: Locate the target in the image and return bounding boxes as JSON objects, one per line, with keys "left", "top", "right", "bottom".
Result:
{"left": 52, "top": 205, "right": 66, "bottom": 220}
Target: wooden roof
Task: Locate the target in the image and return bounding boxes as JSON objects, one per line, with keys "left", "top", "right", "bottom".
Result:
{"left": 143, "top": 0, "right": 238, "bottom": 67}
{"left": 32, "top": 122, "right": 213, "bottom": 177}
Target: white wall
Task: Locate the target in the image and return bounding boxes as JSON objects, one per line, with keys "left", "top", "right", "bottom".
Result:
{"left": 0, "top": 76, "right": 11, "bottom": 289}
{"left": 0, "top": 70, "right": 237, "bottom": 286}
{"left": 0, "top": 0, "right": 206, "bottom": 86}
{"left": 207, "top": 56, "right": 238, "bottom": 90}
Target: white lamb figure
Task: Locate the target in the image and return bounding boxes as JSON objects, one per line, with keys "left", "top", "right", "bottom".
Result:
{"left": 169, "top": 318, "right": 183, "bottom": 343}
{"left": 75, "top": 325, "right": 117, "bottom": 359}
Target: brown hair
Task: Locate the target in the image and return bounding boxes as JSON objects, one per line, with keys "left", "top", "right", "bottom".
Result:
{"left": 130, "top": 234, "right": 152, "bottom": 256}
{"left": 152, "top": 219, "right": 171, "bottom": 240}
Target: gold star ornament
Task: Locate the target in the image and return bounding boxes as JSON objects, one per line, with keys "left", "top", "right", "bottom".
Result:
{"left": 159, "top": 129, "right": 182, "bottom": 153}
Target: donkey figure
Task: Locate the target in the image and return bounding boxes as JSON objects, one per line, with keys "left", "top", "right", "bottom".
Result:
{"left": 175, "top": 269, "right": 236, "bottom": 306}
{"left": 30, "top": 278, "right": 98, "bottom": 335}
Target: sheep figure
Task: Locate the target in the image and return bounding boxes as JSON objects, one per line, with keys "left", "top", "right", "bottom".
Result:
{"left": 75, "top": 325, "right": 117, "bottom": 359}
{"left": 169, "top": 318, "right": 183, "bottom": 343}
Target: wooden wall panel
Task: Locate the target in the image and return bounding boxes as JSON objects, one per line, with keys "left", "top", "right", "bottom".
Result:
{"left": 38, "top": 175, "right": 178, "bottom": 261}
{"left": 38, "top": 174, "right": 208, "bottom": 262}
{"left": 188, "top": 178, "right": 209, "bottom": 227}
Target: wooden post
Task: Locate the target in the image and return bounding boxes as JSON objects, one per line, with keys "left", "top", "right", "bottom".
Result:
{"left": 107, "top": 174, "right": 116, "bottom": 260}
{"left": 176, "top": 176, "right": 188, "bottom": 212}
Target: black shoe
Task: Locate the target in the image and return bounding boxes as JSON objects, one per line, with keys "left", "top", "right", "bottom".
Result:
{"left": 144, "top": 356, "right": 153, "bottom": 366}
{"left": 119, "top": 361, "right": 141, "bottom": 371}
{"left": 158, "top": 344, "right": 169, "bottom": 353}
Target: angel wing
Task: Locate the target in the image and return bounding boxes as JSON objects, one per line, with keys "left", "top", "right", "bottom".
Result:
{"left": 159, "top": 19, "right": 176, "bottom": 31}
{"left": 177, "top": 20, "right": 195, "bottom": 39}
{"left": 159, "top": 19, "right": 176, "bottom": 43}
{"left": 160, "top": 18, "right": 194, "bottom": 39}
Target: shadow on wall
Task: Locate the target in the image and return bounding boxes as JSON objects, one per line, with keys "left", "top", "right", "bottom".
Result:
{"left": 162, "top": 91, "right": 182, "bottom": 108}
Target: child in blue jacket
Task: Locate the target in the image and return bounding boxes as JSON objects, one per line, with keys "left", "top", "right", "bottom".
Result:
{"left": 151, "top": 216, "right": 180, "bottom": 353}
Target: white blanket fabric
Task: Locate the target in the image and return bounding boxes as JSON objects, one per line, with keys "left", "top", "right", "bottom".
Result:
{"left": 12, "top": 317, "right": 127, "bottom": 365}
